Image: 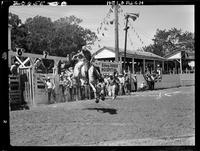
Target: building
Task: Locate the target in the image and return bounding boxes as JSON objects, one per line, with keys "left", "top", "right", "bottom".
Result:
{"left": 164, "top": 49, "right": 195, "bottom": 74}
{"left": 93, "top": 46, "right": 166, "bottom": 74}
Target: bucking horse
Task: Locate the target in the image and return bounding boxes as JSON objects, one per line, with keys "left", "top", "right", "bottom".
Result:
{"left": 63, "top": 49, "right": 105, "bottom": 103}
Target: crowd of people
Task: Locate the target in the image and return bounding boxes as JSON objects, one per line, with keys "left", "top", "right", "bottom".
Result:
{"left": 101, "top": 70, "right": 137, "bottom": 99}
{"left": 58, "top": 68, "right": 138, "bottom": 102}
{"left": 9, "top": 60, "right": 156, "bottom": 104}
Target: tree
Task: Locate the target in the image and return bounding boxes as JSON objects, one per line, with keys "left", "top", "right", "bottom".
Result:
{"left": 52, "top": 16, "right": 97, "bottom": 56}
{"left": 24, "top": 15, "right": 54, "bottom": 54}
{"left": 9, "top": 13, "right": 98, "bottom": 57}
{"left": 23, "top": 15, "right": 97, "bottom": 57}
{"left": 143, "top": 28, "right": 194, "bottom": 57}
{"left": 9, "top": 13, "right": 29, "bottom": 50}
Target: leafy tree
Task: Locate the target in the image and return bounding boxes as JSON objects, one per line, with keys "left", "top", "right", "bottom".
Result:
{"left": 9, "top": 13, "right": 98, "bottom": 57}
{"left": 52, "top": 16, "right": 97, "bottom": 56}
{"left": 143, "top": 28, "right": 194, "bottom": 57}
{"left": 24, "top": 15, "right": 97, "bottom": 56}
{"left": 9, "top": 13, "right": 29, "bottom": 50}
{"left": 24, "top": 15, "right": 54, "bottom": 54}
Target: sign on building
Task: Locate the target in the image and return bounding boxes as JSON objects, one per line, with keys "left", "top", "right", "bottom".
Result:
{"left": 95, "top": 61, "right": 120, "bottom": 75}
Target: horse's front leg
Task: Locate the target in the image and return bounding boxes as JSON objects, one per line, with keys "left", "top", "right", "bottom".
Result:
{"left": 89, "top": 82, "right": 99, "bottom": 103}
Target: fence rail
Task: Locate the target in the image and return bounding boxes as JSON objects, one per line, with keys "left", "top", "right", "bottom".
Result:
{"left": 9, "top": 75, "right": 21, "bottom": 106}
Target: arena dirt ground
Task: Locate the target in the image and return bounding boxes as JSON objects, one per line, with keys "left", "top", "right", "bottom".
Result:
{"left": 9, "top": 86, "right": 195, "bottom": 146}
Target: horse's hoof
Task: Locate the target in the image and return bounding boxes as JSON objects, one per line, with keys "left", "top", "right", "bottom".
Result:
{"left": 95, "top": 99, "right": 99, "bottom": 103}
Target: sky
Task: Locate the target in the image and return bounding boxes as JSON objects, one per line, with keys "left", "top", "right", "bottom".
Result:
{"left": 9, "top": 5, "right": 194, "bottom": 53}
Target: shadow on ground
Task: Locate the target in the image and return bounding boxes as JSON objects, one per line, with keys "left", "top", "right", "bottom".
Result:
{"left": 83, "top": 107, "right": 118, "bottom": 114}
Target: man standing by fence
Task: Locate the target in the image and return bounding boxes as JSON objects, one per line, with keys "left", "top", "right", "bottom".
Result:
{"left": 10, "top": 61, "right": 20, "bottom": 75}
{"left": 133, "top": 74, "right": 137, "bottom": 92}
{"left": 45, "top": 77, "right": 56, "bottom": 104}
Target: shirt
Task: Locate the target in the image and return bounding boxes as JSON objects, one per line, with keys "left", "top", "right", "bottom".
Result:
{"left": 46, "top": 81, "right": 54, "bottom": 89}
{"left": 118, "top": 77, "right": 125, "bottom": 84}
{"left": 109, "top": 78, "right": 116, "bottom": 86}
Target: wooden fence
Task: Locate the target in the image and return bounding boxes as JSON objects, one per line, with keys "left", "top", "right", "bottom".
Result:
{"left": 9, "top": 75, "right": 21, "bottom": 109}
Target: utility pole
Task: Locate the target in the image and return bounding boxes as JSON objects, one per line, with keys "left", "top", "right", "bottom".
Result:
{"left": 114, "top": 4, "right": 119, "bottom": 62}
{"left": 123, "top": 15, "right": 129, "bottom": 72}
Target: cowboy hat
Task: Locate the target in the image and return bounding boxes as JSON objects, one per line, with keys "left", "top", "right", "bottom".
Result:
{"left": 15, "top": 61, "right": 20, "bottom": 64}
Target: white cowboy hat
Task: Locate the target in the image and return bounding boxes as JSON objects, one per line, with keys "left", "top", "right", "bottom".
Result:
{"left": 15, "top": 61, "right": 20, "bottom": 65}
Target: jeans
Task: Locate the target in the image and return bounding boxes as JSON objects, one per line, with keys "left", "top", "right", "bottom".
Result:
{"left": 48, "top": 88, "right": 55, "bottom": 103}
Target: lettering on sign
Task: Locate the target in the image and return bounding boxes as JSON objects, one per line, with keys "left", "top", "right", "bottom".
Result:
{"left": 99, "top": 62, "right": 120, "bottom": 74}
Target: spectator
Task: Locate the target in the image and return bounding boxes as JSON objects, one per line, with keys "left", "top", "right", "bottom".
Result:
{"left": 118, "top": 73, "right": 125, "bottom": 95}
{"left": 133, "top": 74, "right": 137, "bottom": 92}
{"left": 156, "top": 64, "right": 161, "bottom": 75}
{"left": 144, "top": 68, "right": 153, "bottom": 90}
{"left": 113, "top": 70, "right": 120, "bottom": 95}
{"left": 108, "top": 75, "right": 117, "bottom": 99}
{"left": 124, "top": 73, "right": 131, "bottom": 95}
{"left": 10, "top": 61, "right": 20, "bottom": 75}
{"left": 45, "top": 77, "right": 56, "bottom": 104}
{"left": 155, "top": 64, "right": 162, "bottom": 82}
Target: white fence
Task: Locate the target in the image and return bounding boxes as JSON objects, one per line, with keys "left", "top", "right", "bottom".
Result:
{"left": 135, "top": 73, "right": 195, "bottom": 90}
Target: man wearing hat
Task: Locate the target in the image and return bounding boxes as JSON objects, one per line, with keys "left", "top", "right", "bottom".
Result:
{"left": 45, "top": 77, "right": 56, "bottom": 104}
{"left": 156, "top": 64, "right": 161, "bottom": 75}
{"left": 155, "top": 64, "right": 162, "bottom": 82}
{"left": 10, "top": 61, "right": 20, "bottom": 75}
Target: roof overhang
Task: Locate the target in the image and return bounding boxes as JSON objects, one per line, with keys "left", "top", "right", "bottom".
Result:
{"left": 93, "top": 46, "right": 166, "bottom": 61}
{"left": 166, "top": 52, "right": 181, "bottom": 60}
{"left": 94, "top": 48, "right": 115, "bottom": 59}
{"left": 165, "top": 51, "right": 195, "bottom": 60}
